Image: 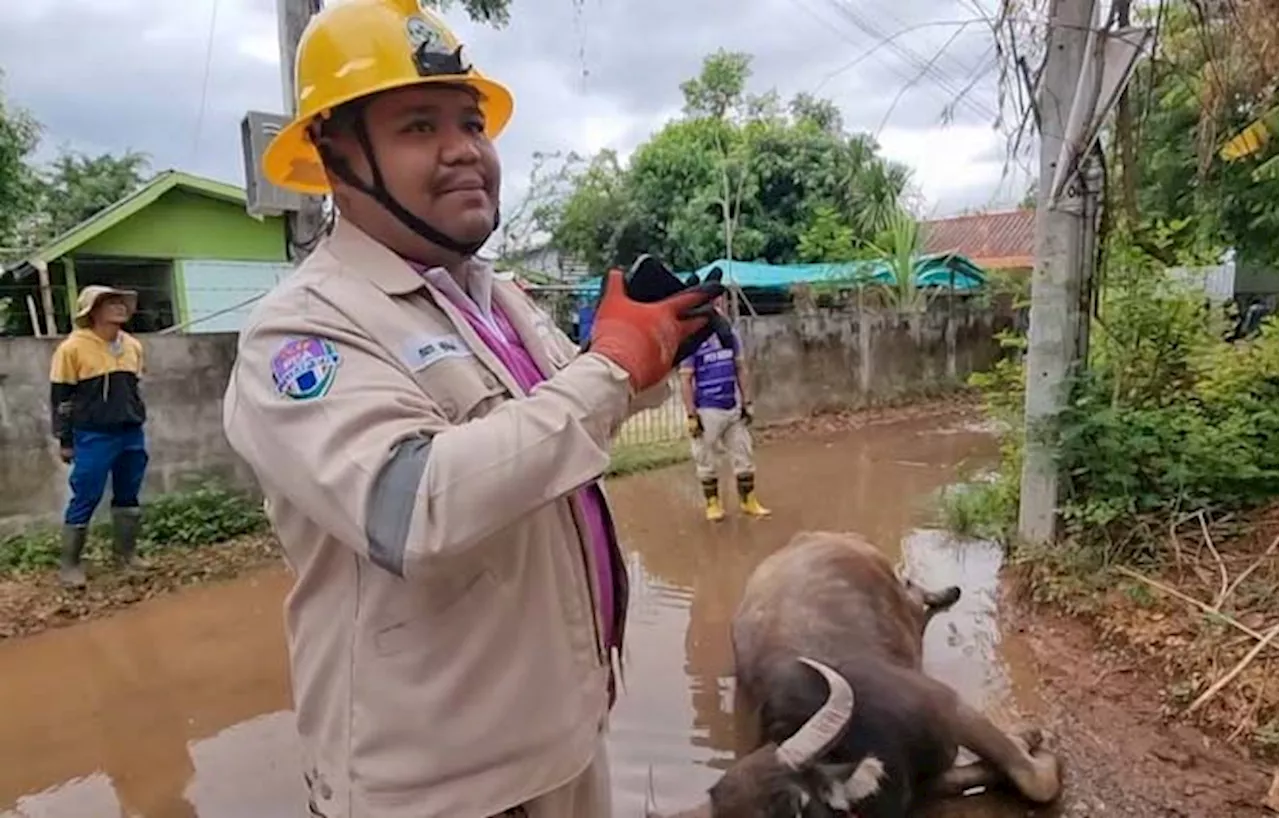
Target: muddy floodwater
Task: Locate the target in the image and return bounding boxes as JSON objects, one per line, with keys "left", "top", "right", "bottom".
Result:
{"left": 0, "top": 412, "right": 1041, "bottom": 818}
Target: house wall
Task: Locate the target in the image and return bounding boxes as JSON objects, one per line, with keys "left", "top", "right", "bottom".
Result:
{"left": 0, "top": 303, "right": 1011, "bottom": 530}
{"left": 76, "top": 190, "right": 288, "bottom": 262}
{"left": 177, "top": 259, "right": 294, "bottom": 333}
{"left": 0, "top": 333, "right": 255, "bottom": 533}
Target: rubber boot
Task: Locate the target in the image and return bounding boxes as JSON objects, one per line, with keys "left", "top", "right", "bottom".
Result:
{"left": 111, "top": 507, "right": 144, "bottom": 570}
{"left": 701, "top": 478, "right": 726, "bottom": 522}
{"left": 58, "top": 525, "right": 88, "bottom": 589}
{"left": 737, "top": 474, "right": 772, "bottom": 518}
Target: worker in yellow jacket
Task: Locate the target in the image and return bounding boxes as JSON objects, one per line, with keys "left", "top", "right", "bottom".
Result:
{"left": 221, "top": 2, "right": 723, "bottom": 816}
{"left": 50, "top": 285, "right": 149, "bottom": 588}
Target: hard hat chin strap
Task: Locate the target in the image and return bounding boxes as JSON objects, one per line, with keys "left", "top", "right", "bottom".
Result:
{"left": 319, "top": 108, "right": 498, "bottom": 258}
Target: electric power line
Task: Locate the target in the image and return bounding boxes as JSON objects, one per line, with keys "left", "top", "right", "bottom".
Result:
{"left": 190, "top": 0, "right": 224, "bottom": 167}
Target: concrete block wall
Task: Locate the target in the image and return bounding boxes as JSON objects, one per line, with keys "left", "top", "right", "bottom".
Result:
{"left": 742, "top": 301, "right": 1008, "bottom": 422}
{"left": 0, "top": 333, "right": 255, "bottom": 534}
{"left": 0, "top": 303, "right": 1010, "bottom": 530}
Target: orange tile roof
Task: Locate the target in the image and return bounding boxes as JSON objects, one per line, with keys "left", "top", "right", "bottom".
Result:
{"left": 921, "top": 209, "right": 1036, "bottom": 270}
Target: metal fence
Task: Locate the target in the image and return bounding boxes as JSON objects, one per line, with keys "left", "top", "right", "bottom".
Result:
{"left": 615, "top": 373, "right": 688, "bottom": 447}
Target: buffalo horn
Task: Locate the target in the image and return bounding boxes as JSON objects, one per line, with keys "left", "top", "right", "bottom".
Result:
{"left": 774, "top": 657, "right": 855, "bottom": 770}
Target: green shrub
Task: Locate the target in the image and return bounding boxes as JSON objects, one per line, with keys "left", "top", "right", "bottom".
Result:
{"left": 137, "top": 482, "right": 267, "bottom": 546}
{"left": 945, "top": 239, "right": 1279, "bottom": 557}
{"left": 0, "top": 482, "right": 268, "bottom": 576}
{"left": 1056, "top": 253, "right": 1278, "bottom": 540}
{"left": 0, "top": 527, "right": 61, "bottom": 574}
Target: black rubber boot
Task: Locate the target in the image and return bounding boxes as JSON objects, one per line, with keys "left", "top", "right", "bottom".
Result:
{"left": 58, "top": 525, "right": 88, "bottom": 588}
{"left": 701, "top": 478, "right": 720, "bottom": 502}
{"left": 111, "top": 507, "right": 143, "bottom": 569}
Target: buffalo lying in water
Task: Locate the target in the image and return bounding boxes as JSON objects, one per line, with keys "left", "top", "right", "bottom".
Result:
{"left": 649, "top": 531, "right": 1062, "bottom": 818}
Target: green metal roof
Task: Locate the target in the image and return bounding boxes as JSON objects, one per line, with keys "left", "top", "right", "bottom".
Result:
{"left": 5, "top": 170, "right": 247, "bottom": 276}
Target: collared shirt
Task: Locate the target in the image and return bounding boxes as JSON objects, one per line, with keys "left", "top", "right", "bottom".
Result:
{"left": 414, "top": 261, "right": 617, "bottom": 648}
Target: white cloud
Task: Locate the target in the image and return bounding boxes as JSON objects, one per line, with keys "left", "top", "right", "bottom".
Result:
{"left": 878, "top": 123, "right": 1032, "bottom": 216}
{"left": 0, "top": 0, "right": 1024, "bottom": 226}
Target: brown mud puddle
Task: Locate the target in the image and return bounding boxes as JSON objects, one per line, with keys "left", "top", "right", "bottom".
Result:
{"left": 0, "top": 407, "right": 1267, "bottom": 817}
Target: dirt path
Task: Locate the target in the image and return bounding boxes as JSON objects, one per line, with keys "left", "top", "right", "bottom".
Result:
{"left": 998, "top": 588, "right": 1275, "bottom": 818}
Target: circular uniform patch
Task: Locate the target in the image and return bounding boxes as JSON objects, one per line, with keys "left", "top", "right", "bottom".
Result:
{"left": 270, "top": 337, "right": 342, "bottom": 401}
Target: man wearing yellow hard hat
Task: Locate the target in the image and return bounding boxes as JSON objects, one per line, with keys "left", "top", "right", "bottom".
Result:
{"left": 221, "top": 1, "right": 724, "bottom": 816}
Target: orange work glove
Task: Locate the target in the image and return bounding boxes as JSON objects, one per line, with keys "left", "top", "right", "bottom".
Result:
{"left": 587, "top": 268, "right": 726, "bottom": 392}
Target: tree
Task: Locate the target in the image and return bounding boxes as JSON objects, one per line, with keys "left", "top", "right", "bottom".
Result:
{"left": 491, "top": 150, "right": 584, "bottom": 264}
{"left": 0, "top": 74, "right": 152, "bottom": 257}
{"left": 0, "top": 72, "right": 40, "bottom": 258}
{"left": 797, "top": 204, "right": 856, "bottom": 262}
{"left": 422, "top": 0, "right": 515, "bottom": 26}
{"left": 547, "top": 50, "right": 912, "bottom": 273}
{"left": 1120, "top": 0, "right": 1278, "bottom": 267}
{"left": 789, "top": 92, "right": 843, "bottom": 135}
{"left": 679, "top": 49, "right": 753, "bottom": 120}
{"left": 25, "top": 151, "right": 150, "bottom": 245}
{"left": 545, "top": 150, "right": 636, "bottom": 275}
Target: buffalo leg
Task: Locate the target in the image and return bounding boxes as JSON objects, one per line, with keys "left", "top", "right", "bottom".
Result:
{"left": 948, "top": 699, "right": 1060, "bottom": 803}
{"left": 927, "top": 728, "right": 1045, "bottom": 798}
{"left": 929, "top": 761, "right": 1000, "bottom": 797}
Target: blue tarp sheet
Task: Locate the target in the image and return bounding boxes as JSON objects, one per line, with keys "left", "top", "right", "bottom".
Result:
{"left": 573, "top": 253, "right": 987, "bottom": 297}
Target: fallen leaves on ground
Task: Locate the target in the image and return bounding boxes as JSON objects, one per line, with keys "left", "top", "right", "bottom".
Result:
{"left": 1014, "top": 502, "right": 1279, "bottom": 761}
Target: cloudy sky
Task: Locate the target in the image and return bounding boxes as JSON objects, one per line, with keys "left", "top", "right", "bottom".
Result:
{"left": 0, "top": 0, "right": 1036, "bottom": 229}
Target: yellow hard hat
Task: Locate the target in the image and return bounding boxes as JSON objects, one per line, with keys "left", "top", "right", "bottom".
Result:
{"left": 262, "top": 0, "right": 515, "bottom": 195}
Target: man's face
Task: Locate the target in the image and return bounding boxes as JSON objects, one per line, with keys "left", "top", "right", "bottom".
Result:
{"left": 94, "top": 296, "right": 130, "bottom": 326}
{"left": 325, "top": 84, "right": 501, "bottom": 263}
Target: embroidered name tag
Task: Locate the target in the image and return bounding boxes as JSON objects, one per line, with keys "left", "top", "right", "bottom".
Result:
{"left": 402, "top": 333, "right": 473, "bottom": 372}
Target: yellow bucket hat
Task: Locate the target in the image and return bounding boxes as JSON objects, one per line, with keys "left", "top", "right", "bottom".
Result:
{"left": 73, "top": 285, "right": 138, "bottom": 328}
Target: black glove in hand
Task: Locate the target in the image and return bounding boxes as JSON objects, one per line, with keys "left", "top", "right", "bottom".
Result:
{"left": 582, "top": 267, "right": 726, "bottom": 392}
{"left": 625, "top": 255, "right": 732, "bottom": 365}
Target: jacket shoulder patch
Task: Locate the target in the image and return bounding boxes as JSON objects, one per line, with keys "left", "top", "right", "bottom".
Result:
{"left": 270, "top": 336, "right": 342, "bottom": 400}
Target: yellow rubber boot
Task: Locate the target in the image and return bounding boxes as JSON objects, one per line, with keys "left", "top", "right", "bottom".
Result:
{"left": 736, "top": 474, "right": 772, "bottom": 518}
{"left": 701, "top": 478, "right": 726, "bottom": 522}
{"left": 740, "top": 492, "right": 772, "bottom": 517}
{"left": 705, "top": 496, "right": 727, "bottom": 522}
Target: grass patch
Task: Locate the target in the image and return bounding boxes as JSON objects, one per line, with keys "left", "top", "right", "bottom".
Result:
{"left": 0, "top": 482, "right": 268, "bottom": 578}
{"left": 606, "top": 441, "right": 690, "bottom": 478}
{"left": 936, "top": 474, "right": 1019, "bottom": 543}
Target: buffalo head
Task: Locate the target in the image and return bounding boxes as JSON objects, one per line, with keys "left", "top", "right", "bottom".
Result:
{"left": 646, "top": 657, "right": 859, "bottom": 818}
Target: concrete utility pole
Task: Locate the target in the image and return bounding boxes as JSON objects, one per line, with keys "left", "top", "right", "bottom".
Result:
{"left": 277, "top": 0, "right": 328, "bottom": 262}
{"left": 1017, "top": 0, "right": 1097, "bottom": 545}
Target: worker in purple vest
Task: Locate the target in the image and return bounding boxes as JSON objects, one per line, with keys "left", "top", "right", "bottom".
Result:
{"left": 678, "top": 289, "right": 772, "bottom": 522}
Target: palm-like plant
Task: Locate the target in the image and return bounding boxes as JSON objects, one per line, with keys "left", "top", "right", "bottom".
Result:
{"left": 863, "top": 210, "right": 931, "bottom": 312}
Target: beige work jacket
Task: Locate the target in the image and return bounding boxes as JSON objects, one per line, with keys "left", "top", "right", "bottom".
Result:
{"left": 222, "top": 219, "right": 657, "bottom": 818}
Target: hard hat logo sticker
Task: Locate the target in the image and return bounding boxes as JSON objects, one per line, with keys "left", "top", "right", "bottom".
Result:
{"left": 405, "top": 16, "right": 446, "bottom": 54}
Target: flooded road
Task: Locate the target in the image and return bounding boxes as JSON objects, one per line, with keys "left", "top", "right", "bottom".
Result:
{"left": 0, "top": 412, "right": 1037, "bottom": 818}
